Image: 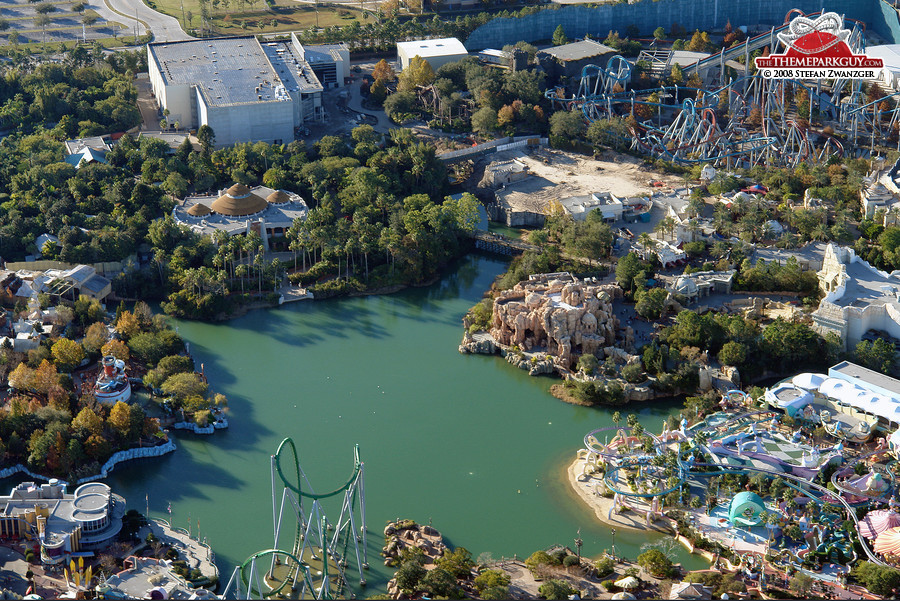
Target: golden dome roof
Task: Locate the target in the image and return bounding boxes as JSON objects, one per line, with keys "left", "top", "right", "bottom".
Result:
{"left": 210, "top": 184, "right": 268, "bottom": 216}
{"left": 267, "top": 190, "right": 291, "bottom": 204}
{"left": 186, "top": 203, "right": 211, "bottom": 217}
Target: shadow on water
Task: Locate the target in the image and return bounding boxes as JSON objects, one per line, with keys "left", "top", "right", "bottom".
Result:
{"left": 31, "top": 253, "right": 700, "bottom": 592}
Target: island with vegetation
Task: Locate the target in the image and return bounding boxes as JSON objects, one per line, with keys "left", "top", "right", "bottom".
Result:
{"left": 0, "top": 298, "right": 227, "bottom": 483}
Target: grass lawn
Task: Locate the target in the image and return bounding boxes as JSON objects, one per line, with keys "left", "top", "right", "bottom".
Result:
{"left": 146, "top": 0, "right": 367, "bottom": 35}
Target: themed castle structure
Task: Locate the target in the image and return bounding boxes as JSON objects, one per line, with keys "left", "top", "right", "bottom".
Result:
{"left": 488, "top": 273, "right": 621, "bottom": 369}
{"left": 94, "top": 355, "right": 131, "bottom": 404}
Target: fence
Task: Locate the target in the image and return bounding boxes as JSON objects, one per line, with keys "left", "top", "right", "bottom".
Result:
{"left": 438, "top": 135, "right": 547, "bottom": 162}
{"left": 4, "top": 258, "right": 133, "bottom": 275}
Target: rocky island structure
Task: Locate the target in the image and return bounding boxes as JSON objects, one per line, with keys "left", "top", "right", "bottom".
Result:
{"left": 460, "top": 273, "right": 627, "bottom": 376}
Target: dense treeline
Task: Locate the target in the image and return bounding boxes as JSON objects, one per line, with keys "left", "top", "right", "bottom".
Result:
{"left": 292, "top": 6, "right": 547, "bottom": 52}
{"left": 653, "top": 310, "right": 825, "bottom": 377}
{"left": 126, "top": 126, "right": 479, "bottom": 317}
{"left": 0, "top": 300, "right": 225, "bottom": 480}
{"left": 379, "top": 54, "right": 548, "bottom": 136}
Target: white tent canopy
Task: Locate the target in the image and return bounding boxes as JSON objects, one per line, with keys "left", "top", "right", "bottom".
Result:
{"left": 792, "top": 373, "right": 828, "bottom": 390}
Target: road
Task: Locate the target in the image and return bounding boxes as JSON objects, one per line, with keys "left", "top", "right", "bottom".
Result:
{"left": 92, "top": 0, "right": 193, "bottom": 42}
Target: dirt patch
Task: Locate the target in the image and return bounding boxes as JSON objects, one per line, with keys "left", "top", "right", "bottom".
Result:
{"left": 510, "top": 147, "right": 684, "bottom": 198}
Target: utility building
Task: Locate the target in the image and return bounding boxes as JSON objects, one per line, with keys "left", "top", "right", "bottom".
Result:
{"left": 396, "top": 37, "right": 468, "bottom": 71}
{"left": 148, "top": 34, "right": 343, "bottom": 147}
{"left": 536, "top": 39, "right": 617, "bottom": 85}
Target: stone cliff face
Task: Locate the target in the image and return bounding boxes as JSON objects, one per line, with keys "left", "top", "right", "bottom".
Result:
{"left": 489, "top": 276, "right": 621, "bottom": 370}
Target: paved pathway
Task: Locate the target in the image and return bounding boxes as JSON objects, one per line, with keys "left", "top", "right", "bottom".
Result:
{"left": 99, "top": 0, "right": 192, "bottom": 42}
{"left": 346, "top": 63, "right": 392, "bottom": 134}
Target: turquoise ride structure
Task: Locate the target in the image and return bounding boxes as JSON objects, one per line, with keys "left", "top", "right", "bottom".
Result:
{"left": 222, "top": 438, "right": 368, "bottom": 599}
{"left": 576, "top": 392, "right": 893, "bottom": 568}
{"left": 728, "top": 491, "right": 766, "bottom": 526}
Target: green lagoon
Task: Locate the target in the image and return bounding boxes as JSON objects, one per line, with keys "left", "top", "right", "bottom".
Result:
{"left": 101, "top": 253, "right": 706, "bottom": 592}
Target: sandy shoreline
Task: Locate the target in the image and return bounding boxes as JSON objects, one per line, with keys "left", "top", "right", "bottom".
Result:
{"left": 567, "top": 455, "right": 675, "bottom": 534}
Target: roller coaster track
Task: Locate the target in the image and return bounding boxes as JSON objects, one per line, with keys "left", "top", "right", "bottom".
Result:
{"left": 222, "top": 439, "right": 367, "bottom": 599}
{"left": 586, "top": 408, "right": 888, "bottom": 567}
{"left": 551, "top": 10, "right": 885, "bottom": 167}
{"left": 688, "top": 460, "right": 888, "bottom": 567}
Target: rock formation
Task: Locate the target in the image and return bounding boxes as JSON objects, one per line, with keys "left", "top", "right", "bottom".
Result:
{"left": 382, "top": 519, "right": 446, "bottom": 568}
{"left": 489, "top": 275, "right": 621, "bottom": 370}
{"left": 383, "top": 520, "right": 449, "bottom": 599}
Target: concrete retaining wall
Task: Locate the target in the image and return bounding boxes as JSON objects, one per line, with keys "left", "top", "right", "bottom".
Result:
{"left": 0, "top": 441, "right": 177, "bottom": 486}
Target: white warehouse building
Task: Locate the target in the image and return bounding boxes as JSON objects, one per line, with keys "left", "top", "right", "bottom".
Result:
{"left": 396, "top": 37, "right": 468, "bottom": 71}
{"left": 148, "top": 34, "right": 347, "bottom": 147}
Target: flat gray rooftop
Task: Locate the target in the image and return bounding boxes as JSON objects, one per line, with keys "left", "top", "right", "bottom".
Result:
{"left": 753, "top": 241, "right": 828, "bottom": 268}
{"left": 831, "top": 361, "right": 900, "bottom": 396}
{"left": 540, "top": 39, "right": 615, "bottom": 61}
{"left": 834, "top": 260, "right": 900, "bottom": 308}
{"left": 304, "top": 43, "right": 346, "bottom": 64}
{"left": 260, "top": 41, "right": 323, "bottom": 94}
{"left": 149, "top": 37, "right": 290, "bottom": 106}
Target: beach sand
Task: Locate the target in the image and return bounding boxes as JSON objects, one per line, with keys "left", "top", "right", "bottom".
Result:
{"left": 567, "top": 455, "right": 674, "bottom": 534}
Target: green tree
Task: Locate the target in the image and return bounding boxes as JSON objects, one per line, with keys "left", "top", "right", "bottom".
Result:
{"left": 474, "top": 569, "right": 510, "bottom": 594}
{"left": 471, "top": 106, "right": 498, "bottom": 135}
{"left": 616, "top": 252, "right": 645, "bottom": 292}
{"left": 637, "top": 548, "right": 675, "bottom": 578}
{"left": 539, "top": 579, "right": 575, "bottom": 599}
{"left": 51, "top": 338, "right": 85, "bottom": 372}
{"left": 549, "top": 110, "right": 585, "bottom": 146}
{"left": 161, "top": 372, "right": 208, "bottom": 401}
{"left": 145, "top": 355, "right": 194, "bottom": 389}
{"left": 854, "top": 338, "right": 896, "bottom": 375}
{"left": 653, "top": 26, "right": 666, "bottom": 40}
{"left": 552, "top": 24, "right": 568, "bottom": 46}
{"left": 197, "top": 124, "right": 215, "bottom": 155}
{"left": 853, "top": 562, "right": 900, "bottom": 596}
{"left": 718, "top": 341, "right": 748, "bottom": 366}
{"left": 634, "top": 287, "right": 667, "bottom": 319}
{"left": 396, "top": 559, "right": 426, "bottom": 594}
{"left": 421, "top": 567, "right": 457, "bottom": 598}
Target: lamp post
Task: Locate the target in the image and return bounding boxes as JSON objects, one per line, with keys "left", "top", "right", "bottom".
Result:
{"left": 575, "top": 529, "right": 583, "bottom": 563}
{"left": 611, "top": 528, "right": 616, "bottom": 560}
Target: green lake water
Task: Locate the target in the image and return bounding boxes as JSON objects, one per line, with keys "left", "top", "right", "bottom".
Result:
{"left": 99, "top": 253, "right": 707, "bottom": 593}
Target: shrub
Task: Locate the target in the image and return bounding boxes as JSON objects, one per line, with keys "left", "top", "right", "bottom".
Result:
{"left": 539, "top": 579, "right": 575, "bottom": 599}
{"left": 563, "top": 555, "right": 580, "bottom": 568}
{"left": 621, "top": 363, "right": 646, "bottom": 383}
{"left": 602, "top": 579, "right": 617, "bottom": 591}
{"left": 474, "top": 569, "right": 510, "bottom": 593}
{"left": 638, "top": 548, "right": 675, "bottom": 578}
{"left": 596, "top": 555, "right": 615, "bottom": 577}
{"left": 525, "top": 550, "right": 553, "bottom": 571}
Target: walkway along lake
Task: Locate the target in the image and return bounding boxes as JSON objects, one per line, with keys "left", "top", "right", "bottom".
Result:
{"left": 99, "top": 254, "right": 706, "bottom": 593}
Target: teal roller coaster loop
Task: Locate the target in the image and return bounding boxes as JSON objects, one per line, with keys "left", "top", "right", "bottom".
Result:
{"left": 274, "top": 437, "right": 362, "bottom": 500}
{"left": 239, "top": 548, "right": 313, "bottom": 598}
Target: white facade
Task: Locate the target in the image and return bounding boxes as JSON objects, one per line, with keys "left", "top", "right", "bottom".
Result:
{"left": 813, "top": 243, "right": 900, "bottom": 349}
{"left": 397, "top": 37, "right": 468, "bottom": 71}
{"left": 148, "top": 36, "right": 325, "bottom": 147}
{"left": 197, "top": 90, "right": 295, "bottom": 146}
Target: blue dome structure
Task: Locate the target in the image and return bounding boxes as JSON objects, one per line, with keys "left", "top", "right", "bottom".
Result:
{"left": 728, "top": 491, "right": 766, "bottom": 526}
